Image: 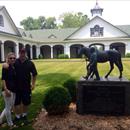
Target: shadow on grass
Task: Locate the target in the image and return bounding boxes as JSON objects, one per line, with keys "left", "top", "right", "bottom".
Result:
{"left": 37, "top": 72, "right": 75, "bottom": 87}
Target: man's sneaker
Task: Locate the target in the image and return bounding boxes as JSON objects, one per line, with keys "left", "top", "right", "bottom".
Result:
{"left": 13, "top": 117, "right": 21, "bottom": 124}
{"left": 9, "top": 124, "right": 18, "bottom": 130}
{"left": 21, "top": 116, "right": 31, "bottom": 126}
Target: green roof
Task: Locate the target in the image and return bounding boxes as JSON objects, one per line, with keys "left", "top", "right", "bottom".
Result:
{"left": 18, "top": 28, "right": 78, "bottom": 42}
{"left": 18, "top": 24, "right": 130, "bottom": 43}
{"left": 116, "top": 25, "right": 130, "bottom": 36}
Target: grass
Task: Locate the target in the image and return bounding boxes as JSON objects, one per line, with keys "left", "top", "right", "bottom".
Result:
{"left": 0, "top": 58, "right": 130, "bottom": 130}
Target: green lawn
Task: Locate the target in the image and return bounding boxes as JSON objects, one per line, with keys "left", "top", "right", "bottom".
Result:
{"left": 0, "top": 58, "right": 130, "bottom": 130}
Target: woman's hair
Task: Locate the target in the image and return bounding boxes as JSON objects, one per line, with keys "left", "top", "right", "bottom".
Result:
{"left": 6, "top": 52, "right": 16, "bottom": 63}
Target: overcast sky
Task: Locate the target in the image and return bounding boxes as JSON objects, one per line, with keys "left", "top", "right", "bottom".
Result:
{"left": 0, "top": 0, "right": 130, "bottom": 28}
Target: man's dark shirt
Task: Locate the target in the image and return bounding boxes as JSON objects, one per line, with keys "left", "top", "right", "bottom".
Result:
{"left": 2, "top": 64, "right": 16, "bottom": 92}
{"left": 14, "top": 58, "right": 37, "bottom": 90}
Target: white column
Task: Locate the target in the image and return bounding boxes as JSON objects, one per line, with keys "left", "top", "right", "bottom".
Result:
{"left": 36, "top": 46, "right": 40, "bottom": 59}
{"left": 30, "top": 46, "right": 33, "bottom": 59}
{"left": 1, "top": 42, "right": 5, "bottom": 62}
{"left": 51, "top": 46, "right": 53, "bottom": 58}
{"left": 125, "top": 42, "right": 130, "bottom": 54}
{"left": 64, "top": 45, "right": 70, "bottom": 58}
{"left": 84, "top": 45, "right": 89, "bottom": 48}
{"left": 15, "top": 43, "right": 19, "bottom": 58}
{"left": 105, "top": 45, "right": 110, "bottom": 51}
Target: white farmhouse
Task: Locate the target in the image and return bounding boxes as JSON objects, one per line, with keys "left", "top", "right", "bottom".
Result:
{"left": 0, "top": 1, "right": 130, "bottom": 61}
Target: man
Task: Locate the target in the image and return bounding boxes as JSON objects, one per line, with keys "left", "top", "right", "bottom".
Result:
{"left": 14, "top": 48, "right": 37, "bottom": 125}
{"left": 86, "top": 47, "right": 100, "bottom": 80}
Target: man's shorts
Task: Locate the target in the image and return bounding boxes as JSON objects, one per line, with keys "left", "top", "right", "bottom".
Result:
{"left": 15, "top": 89, "right": 31, "bottom": 106}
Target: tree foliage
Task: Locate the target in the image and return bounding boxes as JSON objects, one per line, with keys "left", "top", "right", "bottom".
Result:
{"left": 59, "top": 12, "right": 90, "bottom": 28}
{"left": 20, "top": 12, "right": 90, "bottom": 30}
{"left": 41, "top": 17, "right": 57, "bottom": 29}
{"left": 20, "top": 16, "right": 57, "bottom": 30}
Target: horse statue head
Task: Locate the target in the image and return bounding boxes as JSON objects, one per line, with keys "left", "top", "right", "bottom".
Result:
{"left": 78, "top": 47, "right": 90, "bottom": 59}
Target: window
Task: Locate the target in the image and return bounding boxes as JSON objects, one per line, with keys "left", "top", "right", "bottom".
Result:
{"left": 48, "top": 34, "right": 57, "bottom": 39}
{"left": 29, "top": 34, "right": 33, "bottom": 38}
{"left": 22, "top": 32, "right": 26, "bottom": 37}
{"left": 0, "top": 15, "right": 4, "bottom": 27}
{"left": 90, "top": 25, "right": 104, "bottom": 37}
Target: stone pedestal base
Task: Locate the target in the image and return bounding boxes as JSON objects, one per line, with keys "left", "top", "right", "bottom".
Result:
{"left": 76, "top": 77, "right": 130, "bottom": 115}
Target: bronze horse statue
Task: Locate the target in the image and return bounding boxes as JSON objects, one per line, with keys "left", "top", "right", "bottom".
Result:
{"left": 79, "top": 47, "right": 123, "bottom": 79}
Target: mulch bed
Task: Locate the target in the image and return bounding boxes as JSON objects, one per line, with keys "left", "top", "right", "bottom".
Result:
{"left": 33, "top": 103, "right": 130, "bottom": 130}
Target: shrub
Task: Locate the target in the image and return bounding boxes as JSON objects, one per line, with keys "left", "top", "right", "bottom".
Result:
{"left": 58, "top": 54, "right": 69, "bottom": 59}
{"left": 63, "top": 79, "right": 77, "bottom": 102}
{"left": 125, "top": 53, "right": 130, "bottom": 58}
{"left": 38, "top": 54, "right": 43, "bottom": 59}
{"left": 42, "top": 86, "right": 71, "bottom": 115}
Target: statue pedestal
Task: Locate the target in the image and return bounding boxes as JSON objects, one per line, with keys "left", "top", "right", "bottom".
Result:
{"left": 76, "top": 77, "right": 130, "bottom": 115}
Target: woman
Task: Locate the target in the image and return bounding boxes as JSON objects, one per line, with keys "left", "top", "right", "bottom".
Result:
{"left": 0, "top": 52, "right": 17, "bottom": 129}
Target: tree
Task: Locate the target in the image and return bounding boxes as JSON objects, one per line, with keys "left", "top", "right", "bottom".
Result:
{"left": 20, "top": 12, "right": 90, "bottom": 30}
{"left": 20, "top": 17, "right": 36, "bottom": 30}
{"left": 37, "top": 16, "right": 46, "bottom": 28}
{"left": 59, "top": 12, "right": 90, "bottom": 28}
{"left": 20, "top": 16, "right": 57, "bottom": 30}
{"left": 41, "top": 17, "right": 57, "bottom": 29}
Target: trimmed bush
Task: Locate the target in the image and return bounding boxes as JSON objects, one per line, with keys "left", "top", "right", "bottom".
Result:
{"left": 42, "top": 86, "right": 71, "bottom": 115}
{"left": 38, "top": 54, "right": 44, "bottom": 59}
{"left": 125, "top": 53, "right": 130, "bottom": 58}
{"left": 58, "top": 54, "right": 69, "bottom": 59}
{"left": 63, "top": 79, "right": 77, "bottom": 102}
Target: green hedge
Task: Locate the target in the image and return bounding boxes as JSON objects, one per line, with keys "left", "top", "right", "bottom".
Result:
{"left": 125, "top": 53, "right": 130, "bottom": 58}
{"left": 63, "top": 79, "right": 77, "bottom": 103}
{"left": 42, "top": 86, "right": 71, "bottom": 115}
{"left": 58, "top": 54, "right": 69, "bottom": 59}
{"left": 38, "top": 54, "right": 44, "bottom": 59}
